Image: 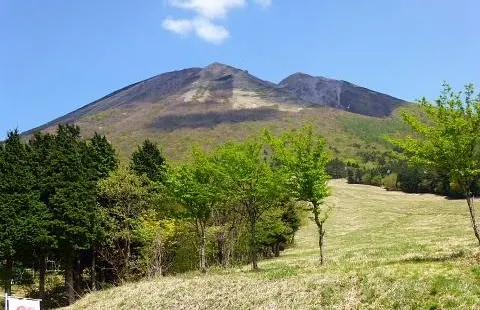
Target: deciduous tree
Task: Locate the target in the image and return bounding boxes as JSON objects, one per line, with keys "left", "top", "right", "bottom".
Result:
{"left": 392, "top": 83, "right": 480, "bottom": 245}
{"left": 215, "top": 139, "right": 283, "bottom": 270}
{"left": 268, "top": 126, "right": 331, "bottom": 264}
{"left": 169, "top": 149, "right": 225, "bottom": 273}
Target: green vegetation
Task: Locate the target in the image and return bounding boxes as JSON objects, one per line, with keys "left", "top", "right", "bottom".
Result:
{"left": 72, "top": 106, "right": 410, "bottom": 162}
{"left": 392, "top": 83, "right": 480, "bottom": 246}
{"left": 337, "top": 107, "right": 412, "bottom": 146}
{"left": 1, "top": 124, "right": 324, "bottom": 308}
{"left": 3, "top": 84, "right": 480, "bottom": 309}
{"left": 65, "top": 180, "right": 480, "bottom": 309}
{"left": 268, "top": 126, "right": 330, "bottom": 264}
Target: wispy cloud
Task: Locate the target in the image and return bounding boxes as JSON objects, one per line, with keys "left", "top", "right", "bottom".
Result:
{"left": 162, "top": 0, "right": 272, "bottom": 44}
{"left": 253, "top": 0, "right": 271, "bottom": 8}
{"left": 162, "top": 18, "right": 194, "bottom": 35}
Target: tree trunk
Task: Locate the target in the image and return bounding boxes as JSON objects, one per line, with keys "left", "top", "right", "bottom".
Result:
{"left": 91, "top": 248, "right": 97, "bottom": 291}
{"left": 4, "top": 255, "right": 12, "bottom": 295}
{"left": 199, "top": 222, "right": 207, "bottom": 274}
{"left": 124, "top": 234, "right": 131, "bottom": 280}
{"left": 312, "top": 201, "right": 326, "bottom": 265}
{"left": 39, "top": 253, "right": 47, "bottom": 303}
{"left": 250, "top": 215, "right": 259, "bottom": 271}
{"left": 153, "top": 236, "right": 162, "bottom": 277}
{"left": 65, "top": 252, "right": 75, "bottom": 305}
{"left": 466, "top": 193, "right": 480, "bottom": 246}
{"left": 318, "top": 223, "right": 325, "bottom": 265}
{"left": 74, "top": 257, "right": 82, "bottom": 294}
{"left": 273, "top": 243, "right": 280, "bottom": 257}
{"left": 217, "top": 236, "right": 226, "bottom": 266}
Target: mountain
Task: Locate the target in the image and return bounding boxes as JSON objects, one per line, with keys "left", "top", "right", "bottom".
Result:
{"left": 23, "top": 63, "right": 411, "bottom": 160}
{"left": 278, "top": 73, "right": 405, "bottom": 117}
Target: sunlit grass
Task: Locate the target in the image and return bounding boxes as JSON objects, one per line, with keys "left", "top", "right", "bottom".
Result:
{"left": 65, "top": 179, "right": 480, "bottom": 309}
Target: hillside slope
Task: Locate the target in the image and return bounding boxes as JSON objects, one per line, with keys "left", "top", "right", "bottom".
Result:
{"left": 65, "top": 180, "right": 480, "bottom": 310}
{"left": 22, "top": 63, "right": 410, "bottom": 161}
{"left": 279, "top": 73, "right": 405, "bottom": 117}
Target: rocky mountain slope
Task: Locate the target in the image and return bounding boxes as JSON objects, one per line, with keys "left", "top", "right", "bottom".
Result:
{"left": 23, "top": 63, "right": 410, "bottom": 160}
{"left": 279, "top": 73, "right": 405, "bottom": 117}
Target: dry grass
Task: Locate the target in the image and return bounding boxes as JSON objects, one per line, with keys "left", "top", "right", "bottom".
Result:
{"left": 71, "top": 105, "right": 384, "bottom": 163}
{"left": 65, "top": 180, "right": 480, "bottom": 309}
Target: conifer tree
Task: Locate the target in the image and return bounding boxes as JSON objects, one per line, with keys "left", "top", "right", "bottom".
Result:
{"left": 131, "top": 140, "right": 166, "bottom": 183}
{"left": 0, "top": 130, "right": 47, "bottom": 294}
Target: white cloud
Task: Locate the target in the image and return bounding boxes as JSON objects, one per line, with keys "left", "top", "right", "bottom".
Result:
{"left": 162, "top": 17, "right": 229, "bottom": 44}
{"left": 193, "top": 18, "right": 229, "bottom": 44}
{"left": 162, "top": 18, "right": 194, "bottom": 35}
{"left": 163, "top": 0, "right": 271, "bottom": 44}
{"left": 253, "top": 0, "right": 271, "bottom": 8}
{"left": 170, "top": 0, "right": 246, "bottom": 20}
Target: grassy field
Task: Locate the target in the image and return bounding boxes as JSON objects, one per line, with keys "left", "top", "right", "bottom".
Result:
{"left": 65, "top": 180, "right": 480, "bottom": 309}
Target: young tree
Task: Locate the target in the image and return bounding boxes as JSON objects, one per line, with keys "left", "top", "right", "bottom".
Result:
{"left": 392, "top": 83, "right": 480, "bottom": 245}
{"left": 97, "top": 166, "right": 150, "bottom": 281}
{"left": 268, "top": 126, "right": 331, "bottom": 264}
{"left": 131, "top": 140, "right": 166, "bottom": 183}
{"left": 215, "top": 139, "right": 284, "bottom": 270}
{"left": 211, "top": 200, "right": 241, "bottom": 267}
{"left": 169, "top": 149, "right": 225, "bottom": 273}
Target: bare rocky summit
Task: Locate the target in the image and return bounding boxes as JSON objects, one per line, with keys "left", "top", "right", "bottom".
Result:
{"left": 278, "top": 73, "right": 405, "bottom": 117}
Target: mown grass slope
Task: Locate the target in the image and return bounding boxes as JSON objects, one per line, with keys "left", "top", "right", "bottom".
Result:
{"left": 65, "top": 180, "right": 480, "bottom": 310}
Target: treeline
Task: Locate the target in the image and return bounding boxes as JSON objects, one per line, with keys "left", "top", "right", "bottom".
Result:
{"left": 326, "top": 150, "right": 480, "bottom": 198}
{"left": 0, "top": 125, "right": 329, "bottom": 308}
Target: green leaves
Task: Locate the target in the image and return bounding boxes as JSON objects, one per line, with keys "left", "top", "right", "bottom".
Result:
{"left": 0, "top": 129, "right": 47, "bottom": 259}
{"left": 392, "top": 84, "right": 480, "bottom": 188}
{"left": 131, "top": 140, "right": 167, "bottom": 183}
{"left": 267, "top": 126, "right": 329, "bottom": 205}
{"left": 169, "top": 148, "right": 223, "bottom": 222}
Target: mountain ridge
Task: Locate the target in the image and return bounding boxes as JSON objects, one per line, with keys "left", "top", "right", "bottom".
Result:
{"left": 21, "top": 63, "right": 412, "bottom": 161}
{"left": 24, "top": 62, "right": 407, "bottom": 135}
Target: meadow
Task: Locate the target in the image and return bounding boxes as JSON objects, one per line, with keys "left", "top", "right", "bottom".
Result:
{"left": 65, "top": 179, "right": 480, "bottom": 309}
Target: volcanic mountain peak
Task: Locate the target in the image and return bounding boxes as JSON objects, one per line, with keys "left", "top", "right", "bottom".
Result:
{"left": 200, "top": 62, "right": 244, "bottom": 79}
{"left": 279, "top": 72, "right": 405, "bottom": 117}
{"left": 23, "top": 62, "right": 407, "bottom": 136}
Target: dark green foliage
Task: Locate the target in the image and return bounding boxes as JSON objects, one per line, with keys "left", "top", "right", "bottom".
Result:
{"left": 88, "top": 133, "right": 118, "bottom": 180}
{"left": 257, "top": 202, "right": 301, "bottom": 257}
{"left": 257, "top": 208, "right": 291, "bottom": 257}
{"left": 0, "top": 130, "right": 48, "bottom": 294}
{"left": 131, "top": 140, "right": 166, "bottom": 183}
{"left": 326, "top": 158, "right": 347, "bottom": 179}
{"left": 345, "top": 148, "right": 480, "bottom": 198}
{"left": 25, "top": 125, "right": 118, "bottom": 304}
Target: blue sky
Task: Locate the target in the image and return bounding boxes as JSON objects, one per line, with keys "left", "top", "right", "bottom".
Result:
{"left": 1, "top": 1, "right": 479, "bottom": 137}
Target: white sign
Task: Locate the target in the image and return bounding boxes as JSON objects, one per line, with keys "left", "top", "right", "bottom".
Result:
{"left": 6, "top": 296, "right": 41, "bottom": 310}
